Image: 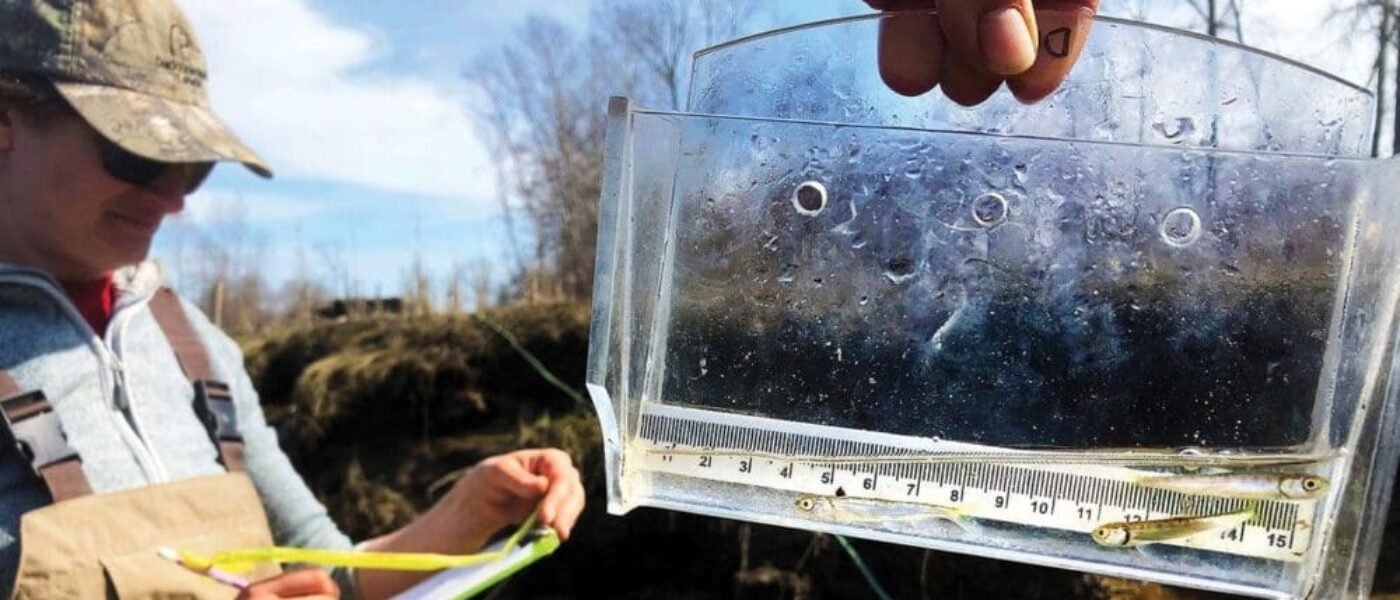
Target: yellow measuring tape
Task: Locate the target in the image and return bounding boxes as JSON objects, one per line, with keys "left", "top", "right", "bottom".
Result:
{"left": 174, "top": 509, "right": 543, "bottom": 573}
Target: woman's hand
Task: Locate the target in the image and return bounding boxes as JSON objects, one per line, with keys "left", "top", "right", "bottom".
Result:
{"left": 237, "top": 569, "right": 339, "bottom": 600}
{"left": 437, "top": 448, "right": 586, "bottom": 545}
{"left": 866, "top": 0, "right": 1101, "bottom": 104}
{"left": 354, "top": 448, "right": 585, "bottom": 599}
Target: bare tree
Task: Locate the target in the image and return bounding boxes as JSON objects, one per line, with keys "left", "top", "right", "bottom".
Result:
{"left": 1331, "top": 0, "right": 1398, "bottom": 155}
{"left": 467, "top": 1, "right": 750, "bottom": 302}
{"left": 469, "top": 17, "right": 611, "bottom": 301}
{"left": 164, "top": 195, "right": 277, "bottom": 333}
{"left": 1183, "top": 0, "right": 1245, "bottom": 41}
{"left": 444, "top": 261, "right": 467, "bottom": 314}
{"left": 593, "top": 0, "right": 751, "bottom": 110}
{"left": 316, "top": 240, "right": 352, "bottom": 301}
{"left": 467, "top": 259, "right": 495, "bottom": 311}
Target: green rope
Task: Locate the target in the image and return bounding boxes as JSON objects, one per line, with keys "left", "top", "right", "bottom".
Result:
{"left": 471, "top": 312, "right": 586, "bottom": 405}
{"left": 834, "top": 534, "right": 894, "bottom": 600}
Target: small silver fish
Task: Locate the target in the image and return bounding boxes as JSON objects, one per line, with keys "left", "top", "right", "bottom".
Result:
{"left": 1090, "top": 509, "right": 1253, "bottom": 548}
{"left": 645, "top": 445, "right": 1335, "bottom": 468}
{"left": 794, "top": 494, "right": 963, "bottom": 526}
{"left": 1136, "top": 473, "right": 1328, "bottom": 500}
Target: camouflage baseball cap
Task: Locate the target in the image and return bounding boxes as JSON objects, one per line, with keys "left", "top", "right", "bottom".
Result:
{"left": 0, "top": 0, "right": 271, "bottom": 177}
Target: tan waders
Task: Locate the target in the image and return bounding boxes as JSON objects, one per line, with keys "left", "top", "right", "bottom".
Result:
{"left": 1, "top": 290, "right": 281, "bottom": 598}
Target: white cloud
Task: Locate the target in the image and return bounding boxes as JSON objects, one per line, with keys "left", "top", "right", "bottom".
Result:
{"left": 179, "top": 0, "right": 497, "bottom": 205}
{"left": 175, "top": 189, "right": 329, "bottom": 226}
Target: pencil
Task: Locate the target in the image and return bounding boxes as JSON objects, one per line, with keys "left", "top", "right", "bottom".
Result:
{"left": 157, "top": 547, "right": 251, "bottom": 590}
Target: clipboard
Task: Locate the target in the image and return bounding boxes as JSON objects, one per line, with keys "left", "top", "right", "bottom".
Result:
{"left": 391, "top": 528, "right": 561, "bottom": 600}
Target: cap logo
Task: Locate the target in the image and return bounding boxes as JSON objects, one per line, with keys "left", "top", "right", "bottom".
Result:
{"left": 169, "top": 25, "right": 194, "bottom": 61}
{"left": 156, "top": 24, "right": 206, "bottom": 87}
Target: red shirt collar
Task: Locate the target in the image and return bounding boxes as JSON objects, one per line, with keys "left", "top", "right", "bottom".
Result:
{"left": 61, "top": 273, "right": 116, "bottom": 335}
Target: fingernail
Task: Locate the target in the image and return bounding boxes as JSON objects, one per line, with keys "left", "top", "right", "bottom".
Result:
{"left": 1006, "top": 8, "right": 1095, "bottom": 103}
{"left": 981, "top": 8, "right": 1036, "bottom": 75}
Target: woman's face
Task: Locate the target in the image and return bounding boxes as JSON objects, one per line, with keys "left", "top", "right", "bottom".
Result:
{"left": 0, "top": 107, "right": 193, "bottom": 281}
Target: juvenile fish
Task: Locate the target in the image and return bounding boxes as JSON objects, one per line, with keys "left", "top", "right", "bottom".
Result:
{"left": 794, "top": 494, "right": 963, "bottom": 527}
{"left": 1136, "top": 473, "right": 1328, "bottom": 500}
{"left": 1091, "top": 509, "right": 1253, "bottom": 547}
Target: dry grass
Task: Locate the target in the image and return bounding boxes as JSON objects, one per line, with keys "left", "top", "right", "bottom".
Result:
{"left": 240, "top": 301, "right": 1399, "bottom": 599}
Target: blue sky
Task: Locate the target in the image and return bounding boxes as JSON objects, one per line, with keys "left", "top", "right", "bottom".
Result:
{"left": 152, "top": 0, "right": 1378, "bottom": 303}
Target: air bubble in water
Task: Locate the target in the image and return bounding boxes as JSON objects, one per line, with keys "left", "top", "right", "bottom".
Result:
{"left": 793, "top": 181, "right": 827, "bottom": 216}
{"left": 971, "top": 192, "right": 1009, "bottom": 228}
{"left": 1176, "top": 446, "right": 1206, "bottom": 471}
{"left": 1161, "top": 207, "right": 1202, "bottom": 247}
{"left": 778, "top": 263, "right": 797, "bottom": 283}
{"left": 904, "top": 158, "right": 924, "bottom": 180}
{"left": 885, "top": 257, "right": 917, "bottom": 284}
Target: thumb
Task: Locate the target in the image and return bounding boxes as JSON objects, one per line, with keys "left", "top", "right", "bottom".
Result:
{"left": 238, "top": 568, "right": 339, "bottom": 599}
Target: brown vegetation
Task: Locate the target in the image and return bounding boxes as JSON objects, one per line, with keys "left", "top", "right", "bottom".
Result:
{"left": 239, "top": 304, "right": 1400, "bottom": 598}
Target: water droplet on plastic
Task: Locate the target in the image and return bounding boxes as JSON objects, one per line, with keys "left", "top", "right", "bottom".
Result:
{"left": 1092, "top": 118, "right": 1120, "bottom": 138}
{"left": 1152, "top": 115, "right": 1196, "bottom": 141}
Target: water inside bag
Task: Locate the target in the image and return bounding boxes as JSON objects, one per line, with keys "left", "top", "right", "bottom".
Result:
{"left": 588, "top": 12, "right": 1400, "bottom": 599}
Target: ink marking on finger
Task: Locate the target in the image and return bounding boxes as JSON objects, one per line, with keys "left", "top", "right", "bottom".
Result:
{"left": 1044, "top": 27, "right": 1071, "bottom": 58}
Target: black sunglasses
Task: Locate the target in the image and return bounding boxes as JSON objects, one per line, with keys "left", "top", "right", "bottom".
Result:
{"left": 96, "top": 136, "right": 214, "bottom": 194}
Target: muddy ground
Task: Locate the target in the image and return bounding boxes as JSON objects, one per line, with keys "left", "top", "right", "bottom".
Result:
{"left": 241, "top": 303, "right": 1400, "bottom": 599}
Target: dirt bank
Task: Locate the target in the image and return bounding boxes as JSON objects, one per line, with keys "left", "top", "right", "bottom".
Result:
{"left": 242, "top": 304, "right": 1398, "bottom": 599}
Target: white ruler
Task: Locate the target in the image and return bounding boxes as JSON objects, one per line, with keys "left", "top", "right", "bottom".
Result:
{"left": 630, "top": 405, "right": 1316, "bottom": 563}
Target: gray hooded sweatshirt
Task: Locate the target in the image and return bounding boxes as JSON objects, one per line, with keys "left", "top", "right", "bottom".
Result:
{"left": 0, "top": 261, "right": 359, "bottom": 595}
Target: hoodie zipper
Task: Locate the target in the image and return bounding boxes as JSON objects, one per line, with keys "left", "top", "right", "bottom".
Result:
{"left": 0, "top": 270, "right": 169, "bottom": 486}
{"left": 107, "top": 291, "right": 171, "bottom": 482}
